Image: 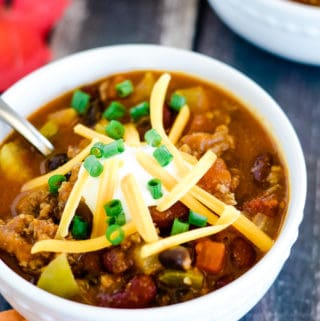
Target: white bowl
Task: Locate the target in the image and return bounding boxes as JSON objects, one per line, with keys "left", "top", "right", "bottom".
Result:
{"left": 0, "top": 45, "right": 306, "bottom": 321}
{"left": 208, "top": 0, "right": 320, "bottom": 65}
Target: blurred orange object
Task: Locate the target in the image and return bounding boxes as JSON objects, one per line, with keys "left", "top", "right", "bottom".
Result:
{"left": 0, "top": 0, "right": 70, "bottom": 91}
{"left": 0, "top": 310, "right": 26, "bottom": 321}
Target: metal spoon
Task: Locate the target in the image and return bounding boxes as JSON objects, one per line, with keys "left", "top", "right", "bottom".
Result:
{"left": 0, "top": 96, "right": 54, "bottom": 156}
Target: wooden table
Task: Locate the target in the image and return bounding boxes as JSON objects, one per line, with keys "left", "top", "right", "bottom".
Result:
{"left": 1, "top": 1, "right": 320, "bottom": 320}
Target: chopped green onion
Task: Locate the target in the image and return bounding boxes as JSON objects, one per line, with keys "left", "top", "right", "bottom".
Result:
{"left": 48, "top": 174, "right": 66, "bottom": 194}
{"left": 115, "top": 212, "right": 126, "bottom": 226}
{"left": 153, "top": 145, "right": 173, "bottom": 167}
{"left": 71, "top": 90, "right": 91, "bottom": 115}
{"left": 90, "top": 142, "right": 105, "bottom": 158}
{"left": 115, "top": 80, "right": 134, "bottom": 98}
{"left": 169, "top": 93, "right": 186, "bottom": 112}
{"left": 188, "top": 210, "right": 208, "bottom": 227}
{"left": 106, "top": 216, "right": 116, "bottom": 225}
{"left": 104, "top": 199, "right": 123, "bottom": 217}
{"left": 144, "top": 128, "right": 162, "bottom": 147}
{"left": 147, "top": 178, "right": 163, "bottom": 199}
{"left": 106, "top": 224, "right": 125, "bottom": 245}
{"left": 107, "top": 212, "right": 126, "bottom": 226}
{"left": 171, "top": 218, "right": 189, "bottom": 236}
{"left": 71, "top": 215, "right": 89, "bottom": 240}
{"left": 130, "top": 101, "right": 149, "bottom": 121}
{"left": 105, "top": 120, "right": 125, "bottom": 139}
{"left": 102, "top": 139, "right": 125, "bottom": 158}
{"left": 83, "top": 155, "right": 104, "bottom": 177}
{"left": 103, "top": 101, "right": 126, "bottom": 120}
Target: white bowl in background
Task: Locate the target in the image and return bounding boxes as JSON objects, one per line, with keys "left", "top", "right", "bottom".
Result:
{"left": 208, "top": 0, "right": 320, "bottom": 65}
{"left": 0, "top": 45, "right": 307, "bottom": 321}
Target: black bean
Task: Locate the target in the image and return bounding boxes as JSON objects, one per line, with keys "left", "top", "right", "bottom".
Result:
{"left": 46, "top": 153, "right": 68, "bottom": 171}
{"left": 159, "top": 246, "right": 192, "bottom": 270}
{"left": 82, "top": 99, "right": 103, "bottom": 126}
{"left": 251, "top": 153, "right": 273, "bottom": 184}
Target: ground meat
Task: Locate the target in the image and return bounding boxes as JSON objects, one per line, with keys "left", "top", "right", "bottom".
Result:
{"left": 179, "top": 125, "right": 234, "bottom": 158}
{"left": 54, "top": 164, "right": 81, "bottom": 221}
{"left": 0, "top": 214, "right": 57, "bottom": 271}
{"left": 188, "top": 111, "right": 230, "bottom": 134}
{"left": 102, "top": 247, "right": 133, "bottom": 274}
{"left": 120, "top": 233, "right": 142, "bottom": 251}
{"left": 15, "top": 188, "right": 56, "bottom": 219}
{"left": 58, "top": 182, "right": 73, "bottom": 204}
{"left": 97, "top": 275, "right": 157, "bottom": 308}
{"left": 67, "top": 146, "right": 81, "bottom": 158}
{"left": 188, "top": 114, "right": 217, "bottom": 134}
{"left": 99, "top": 80, "right": 109, "bottom": 102}
{"left": 99, "top": 274, "right": 124, "bottom": 294}
{"left": 149, "top": 202, "right": 189, "bottom": 231}
{"left": 230, "top": 237, "right": 256, "bottom": 269}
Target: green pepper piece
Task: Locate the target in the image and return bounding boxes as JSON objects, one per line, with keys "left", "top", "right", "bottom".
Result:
{"left": 37, "top": 253, "right": 80, "bottom": 299}
{"left": 157, "top": 269, "right": 204, "bottom": 289}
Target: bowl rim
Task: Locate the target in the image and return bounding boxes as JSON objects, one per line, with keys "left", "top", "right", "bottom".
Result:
{"left": 246, "top": 0, "right": 320, "bottom": 15}
{"left": 0, "top": 44, "right": 307, "bottom": 320}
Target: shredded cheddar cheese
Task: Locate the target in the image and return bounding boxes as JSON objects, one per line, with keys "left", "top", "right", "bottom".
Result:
{"left": 140, "top": 205, "right": 240, "bottom": 258}
{"left": 180, "top": 151, "right": 198, "bottom": 165}
{"left": 149, "top": 73, "right": 189, "bottom": 176}
{"left": 121, "top": 174, "right": 159, "bottom": 243}
{"left": 74, "top": 124, "right": 113, "bottom": 144}
{"left": 27, "top": 72, "right": 275, "bottom": 259}
{"left": 136, "top": 151, "right": 273, "bottom": 251}
{"left": 168, "top": 105, "right": 190, "bottom": 144}
{"left": 135, "top": 151, "right": 219, "bottom": 225}
{"left": 32, "top": 222, "right": 137, "bottom": 254}
{"left": 91, "top": 158, "right": 120, "bottom": 238}
{"left": 124, "top": 123, "right": 141, "bottom": 146}
{"left": 157, "top": 150, "right": 217, "bottom": 211}
{"left": 55, "top": 169, "right": 90, "bottom": 239}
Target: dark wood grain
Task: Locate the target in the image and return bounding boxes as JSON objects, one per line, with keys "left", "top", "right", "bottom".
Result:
{"left": 1, "top": 0, "right": 320, "bottom": 320}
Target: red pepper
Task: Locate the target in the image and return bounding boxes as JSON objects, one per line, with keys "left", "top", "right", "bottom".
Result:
{"left": 0, "top": 0, "right": 70, "bottom": 91}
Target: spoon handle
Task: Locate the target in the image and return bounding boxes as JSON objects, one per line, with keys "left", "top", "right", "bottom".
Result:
{"left": 0, "top": 97, "right": 54, "bottom": 156}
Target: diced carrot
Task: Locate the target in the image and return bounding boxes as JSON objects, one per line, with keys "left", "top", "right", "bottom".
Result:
{"left": 198, "top": 158, "right": 232, "bottom": 194}
{"left": 195, "top": 239, "right": 226, "bottom": 274}
{"left": 0, "top": 310, "right": 26, "bottom": 321}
